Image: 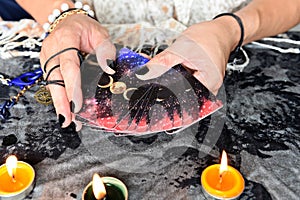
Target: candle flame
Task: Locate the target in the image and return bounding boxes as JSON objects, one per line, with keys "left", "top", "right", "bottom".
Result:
{"left": 92, "top": 173, "right": 106, "bottom": 200}
{"left": 6, "top": 155, "right": 18, "bottom": 181}
{"left": 219, "top": 150, "right": 228, "bottom": 175}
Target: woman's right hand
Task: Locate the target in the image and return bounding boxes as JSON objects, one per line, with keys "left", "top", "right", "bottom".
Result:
{"left": 40, "top": 13, "right": 116, "bottom": 129}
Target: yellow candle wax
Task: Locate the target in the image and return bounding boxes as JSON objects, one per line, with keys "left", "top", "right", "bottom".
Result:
{"left": 201, "top": 151, "right": 244, "bottom": 199}
{"left": 201, "top": 164, "right": 244, "bottom": 199}
{"left": 0, "top": 156, "right": 35, "bottom": 200}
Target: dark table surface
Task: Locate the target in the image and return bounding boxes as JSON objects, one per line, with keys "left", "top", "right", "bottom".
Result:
{"left": 0, "top": 31, "right": 299, "bottom": 200}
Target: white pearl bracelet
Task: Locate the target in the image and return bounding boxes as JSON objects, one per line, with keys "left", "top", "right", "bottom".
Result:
{"left": 42, "top": 1, "right": 95, "bottom": 37}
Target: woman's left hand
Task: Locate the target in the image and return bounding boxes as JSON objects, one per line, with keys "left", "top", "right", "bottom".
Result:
{"left": 136, "top": 19, "right": 238, "bottom": 95}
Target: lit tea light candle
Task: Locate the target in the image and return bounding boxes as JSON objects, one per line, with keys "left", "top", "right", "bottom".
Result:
{"left": 0, "top": 155, "right": 35, "bottom": 200}
{"left": 201, "top": 151, "right": 245, "bottom": 199}
{"left": 92, "top": 174, "right": 106, "bottom": 200}
{"left": 82, "top": 173, "right": 128, "bottom": 200}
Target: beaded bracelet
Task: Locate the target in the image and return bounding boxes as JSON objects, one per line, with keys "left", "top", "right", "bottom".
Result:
{"left": 42, "top": 1, "right": 95, "bottom": 38}
{"left": 48, "top": 9, "right": 89, "bottom": 33}
{"left": 213, "top": 13, "right": 244, "bottom": 54}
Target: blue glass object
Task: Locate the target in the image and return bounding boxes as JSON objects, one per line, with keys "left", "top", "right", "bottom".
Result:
{"left": 9, "top": 68, "right": 43, "bottom": 89}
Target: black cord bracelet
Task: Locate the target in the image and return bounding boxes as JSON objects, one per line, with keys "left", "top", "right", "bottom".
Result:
{"left": 43, "top": 47, "right": 83, "bottom": 73}
{"left": 213, "top": 13, "right": 244, "bottom": 54}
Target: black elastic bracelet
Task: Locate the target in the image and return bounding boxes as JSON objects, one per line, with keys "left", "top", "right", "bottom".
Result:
{"left": 213, "top": 13, "right": 244, "bottom": 54}
{"left": 46, "top": 80, "right": 65, "bottom": 87}
{"left": 39, "top": 64, "right": 65, "bottom": 87}
{"left": 43, "top": 47, "right": 83, "bottom": 73}
{"left": 44, "top": 65, "right": 60, "bottom": 81}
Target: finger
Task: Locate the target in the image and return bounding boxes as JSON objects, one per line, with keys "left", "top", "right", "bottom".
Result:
{"left": 39, "top": 37, "right": 74, "bottom": 127}
{"left": 59, "top": 48, "right": 83, "bottom": 113}
{"left": 180, "top": 52, "right": 223, "bottom": 94}
{"left": 72, "top": 113, "right": 82, "bottom": 132}
{"left": 41, "top": 57, "right": 60, "bottom": 77}
{"left": 95, "top": 40, "right": 116, "bottom": 74}
{"left": 135, "top": 50, "right": 184, "bottom": 80}
{"left": 46, "top": 67, "right": 73, "bottom": 127}
{"left": 192, "top": 69, "right": 221, "bottom": 95}
{"left": 165, "top": 35, "right": 224, "bottom": 93}
{"left": 40, "top": 38, "right": 60, "bottom": 73}
{"left": 95, "top": 39, "right": 116, "bottom": 74}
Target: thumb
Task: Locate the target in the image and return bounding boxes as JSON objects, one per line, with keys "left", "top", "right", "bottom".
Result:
{"left": 95, "top": 39, "right": 117, "bottom": 74}
{"left": 136, "top": 50, "right": 184, "bottom": 80}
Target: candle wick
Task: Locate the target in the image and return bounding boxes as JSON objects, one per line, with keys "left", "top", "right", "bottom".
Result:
{"left": 12, "top": 174, "right": 16, "bottom": 183}
{"left": 219, "top": 174, "right": 223, "bottom": 184}
{"left": 216, "top": 172, "right": 224, "bottom": 190}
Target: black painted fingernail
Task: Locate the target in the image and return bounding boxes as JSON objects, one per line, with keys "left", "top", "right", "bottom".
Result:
{"left": 58, "top": 114, "right": 65, "bottom": 127}
{"left": 106, "top": 59, "right": 115, "bottom": 69}
{"left": 70, "top": 101, "right": 75, "bottom": 112}
{"left": 135, "top": 66, "right": 149, "bottom": 75}
{"left": 61, "top": 121, "right": 76, "bottom": 133}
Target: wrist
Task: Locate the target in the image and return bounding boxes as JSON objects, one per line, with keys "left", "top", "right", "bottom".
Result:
{"left": 41, "top": 1, "right": 95, "bottom": 38}
{"left": 212, "top": 15, "right": 243, "bottom": 53}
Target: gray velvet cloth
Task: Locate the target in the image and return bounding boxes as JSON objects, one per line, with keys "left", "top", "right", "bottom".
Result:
{"left": 0, "top": 32, "right": 299, "bottom": 200}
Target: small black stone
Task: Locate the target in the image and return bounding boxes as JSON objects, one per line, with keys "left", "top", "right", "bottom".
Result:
{"left": 2, "top": 134, "right": 18, "bottom": 146}
{"left": 70, "top": 193, "right": 77, "bottom": 198}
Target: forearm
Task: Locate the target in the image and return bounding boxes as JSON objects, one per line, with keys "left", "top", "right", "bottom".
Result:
{"left": 236, "top": 0, "right": 300, "bottom": 45}
{"left": 16, "top": 0, "right": 75, "bottom": 25}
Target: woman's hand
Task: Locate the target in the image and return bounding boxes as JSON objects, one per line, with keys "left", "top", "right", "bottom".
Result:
{"left": 135, "top": 18, "right": 240, "bottom": 95}
{"left": 40, "top": 13, "right": 116, "bottom": 129}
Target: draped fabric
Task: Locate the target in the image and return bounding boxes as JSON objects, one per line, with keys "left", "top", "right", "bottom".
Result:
{"left": 0, "top": 0, "right": 249, "bottom": 59}
{"left": 91, "top": 0, "right": 249, "bottom": 45}
{"left": 91, "top": 0, "right": 249, "bottom": 26}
